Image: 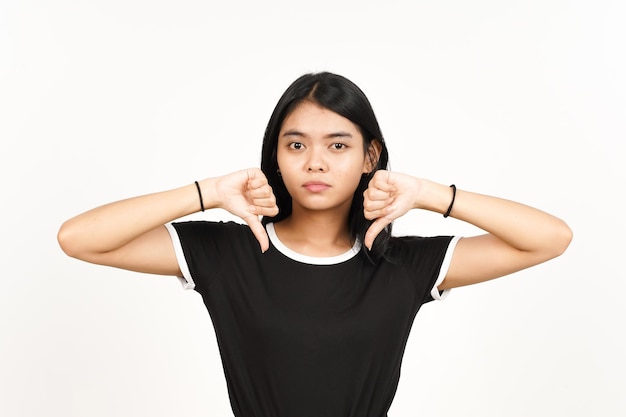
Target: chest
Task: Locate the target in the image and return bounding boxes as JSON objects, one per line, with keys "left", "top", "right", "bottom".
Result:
{"left": 207, "top": 254, "right": 419, "bottom": 354}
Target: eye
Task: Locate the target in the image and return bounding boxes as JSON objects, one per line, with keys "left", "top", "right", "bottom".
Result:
{"left": 289, "top": 142, "right": 304, "bottom": 150}
{"left": 331, "top": 143, "right": 347, "bottom": 150}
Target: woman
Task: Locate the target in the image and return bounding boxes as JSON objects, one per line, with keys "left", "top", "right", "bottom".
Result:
{"left": 58, "top": 72, "right": 572, "bottom": 416}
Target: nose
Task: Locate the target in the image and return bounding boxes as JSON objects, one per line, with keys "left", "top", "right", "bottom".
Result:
{"left": 306, "top": 148, "right": 327, "bottom": 172}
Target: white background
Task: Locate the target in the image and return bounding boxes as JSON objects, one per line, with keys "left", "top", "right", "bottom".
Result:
{"left": 1, "top": 1, "right": 624, "bottom": 416}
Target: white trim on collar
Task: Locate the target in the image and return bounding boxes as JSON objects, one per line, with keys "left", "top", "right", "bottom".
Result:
{"left": 266, "top": 223, "right": 361, "bottom": 265}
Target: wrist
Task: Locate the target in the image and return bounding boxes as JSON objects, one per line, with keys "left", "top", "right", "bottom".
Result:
{"left": 196, "top": 177, "right": 221, "bottom": 211}
{"left": 415, "top": 179, "right": 456, "bottom": 216}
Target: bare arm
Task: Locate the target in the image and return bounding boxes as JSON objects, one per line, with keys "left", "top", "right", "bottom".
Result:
{"left": 57, "top": 169, "right": 278, "bottom": 276}
{"left": 363, "top": 172, "right": 573, "bottom": 289}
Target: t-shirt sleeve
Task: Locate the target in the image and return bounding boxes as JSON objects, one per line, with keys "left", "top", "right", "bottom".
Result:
{"left": 391, "top": 235, "right": 461, "bottom": 304}
{"left": 426, "top": 236, "right": 461, "bottom": 302}
{"left": 165, "top": 221, "right": 252, "bottom": 292}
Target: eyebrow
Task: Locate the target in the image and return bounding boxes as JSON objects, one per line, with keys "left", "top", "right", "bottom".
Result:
{"left": 281, "top": 129, "right": 354, "bottom": 139}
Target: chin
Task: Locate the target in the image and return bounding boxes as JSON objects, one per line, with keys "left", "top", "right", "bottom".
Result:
{"left": 295, "top": 197, "right": 353, "bottom": 213}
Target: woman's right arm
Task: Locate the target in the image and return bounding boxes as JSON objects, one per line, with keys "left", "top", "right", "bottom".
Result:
{"left": 57, "top": 169, "right": 278, "bottom": 276}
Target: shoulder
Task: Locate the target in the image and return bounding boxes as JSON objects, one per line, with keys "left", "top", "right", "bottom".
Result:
{"left": 383, "top": 235, "right": 457, "bottom": 270}
{"left": 387, "top": 235, "right": 455, "bottom": 257}
{"left": 172, "top": 220, "right": 249, "bottom": 234}
{"left": 385, "top": 235, "right": 459, "bottom": 302}
{"left": 169, "top": 220, "right": 256, "bottom": 249}
{"left": 167, "top": 221, "right": 258, "bottom": 291}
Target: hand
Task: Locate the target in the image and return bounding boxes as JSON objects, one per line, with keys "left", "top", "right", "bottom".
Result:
{"left": 363, "top": 170, "right": 422, "bottom": 250}
{"left": 213, "top": 168, "right": 279, "bottom": 252}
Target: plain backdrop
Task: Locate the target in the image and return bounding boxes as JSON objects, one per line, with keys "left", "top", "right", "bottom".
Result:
{"left": 1, "top": 1, "right": 624, "bottom": 416}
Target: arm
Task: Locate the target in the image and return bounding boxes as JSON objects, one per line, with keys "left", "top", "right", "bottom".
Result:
{"left": 57, "top": 169, "right": 278, "bottom": 276}
{"left": 363, "top": 172, "right": 572, "bottom": 289}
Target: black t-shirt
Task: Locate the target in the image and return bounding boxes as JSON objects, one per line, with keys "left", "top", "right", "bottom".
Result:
{"left": 167, "top": 221, "right": 458, "bottom": 417}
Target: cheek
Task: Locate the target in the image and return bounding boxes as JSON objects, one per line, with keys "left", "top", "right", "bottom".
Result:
{"left": 276, "top": 148, "right": 297, "bottom": 169}
{"left": 340, "top": 162, "right": 366, "bottom": 188}
{"left": 276, "top": 164, "right": 298, "bottom": 193}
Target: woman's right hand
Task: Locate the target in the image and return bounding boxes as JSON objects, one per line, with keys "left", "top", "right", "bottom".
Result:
{"left": 210, "top": 168, "right": 279, "bottom": 252}
{"left": 58, "top": 168, "right": 279, "bottom": 276}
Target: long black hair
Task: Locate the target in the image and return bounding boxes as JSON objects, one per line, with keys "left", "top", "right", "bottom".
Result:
{"left": 261, "top": 72, "right": 391, "bottom": 261}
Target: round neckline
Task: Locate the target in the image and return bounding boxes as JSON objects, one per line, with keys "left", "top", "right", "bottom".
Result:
{"left": 266, "top": 223, "right": 361, "bottom": 265}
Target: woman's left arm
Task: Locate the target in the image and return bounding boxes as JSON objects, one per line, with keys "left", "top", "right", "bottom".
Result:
{"left": 363, "top": 171, "right": 573, "bottom": 290}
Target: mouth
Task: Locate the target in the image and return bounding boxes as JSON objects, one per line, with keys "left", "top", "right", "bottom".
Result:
{"left": 303, "top": 181, "right": 331, "bottom": 192}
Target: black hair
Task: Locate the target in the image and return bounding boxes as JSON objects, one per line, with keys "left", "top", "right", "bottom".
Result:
{"left": 261, "top": 72, "right": 391, "bottom": 261}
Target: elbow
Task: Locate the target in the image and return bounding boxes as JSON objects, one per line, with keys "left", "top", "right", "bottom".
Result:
{"left": 57, "top": 221, "right": 82, "bottom": 259}
{"left": 58, "top": 219, "right": 113, "bottom": 264}
{"left": 57, "top": 221, "right": 73, "bottom": 256}
{"left": 549, "top": 219, "right": 573, "bottom": 258}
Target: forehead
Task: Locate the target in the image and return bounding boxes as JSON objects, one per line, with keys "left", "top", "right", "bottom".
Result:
{"left": 280, "top": 101, "right": 362, "bottom": 137}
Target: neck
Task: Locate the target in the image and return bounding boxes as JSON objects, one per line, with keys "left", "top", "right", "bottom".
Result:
{"left": 274, "top": 205, "right": 353, "bottom": 255}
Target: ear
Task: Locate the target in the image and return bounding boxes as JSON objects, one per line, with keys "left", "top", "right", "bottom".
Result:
{"left": 363, "top": 140, "right": 383, "bottom": 174}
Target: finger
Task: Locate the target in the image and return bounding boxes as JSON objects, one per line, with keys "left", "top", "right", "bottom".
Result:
{"left": 248, "top": 184, "right": 274, "bottom": 199}
{"left": 369, "top": 171, "right": 396, "bottom": 193}
{"left": 247, "top": 169, "right": 269, "bottom": 189}
{"left": 251, "top": 188, "right": 278, "bottom": 212}
{"left": 248, "top": 203, "right": 279, "bottom": 217}
{"left": 363, "top": 197, "right": 394, "bottom": 213}
{"left": 363, "top": 206, "right": 390, "bottom": 220}
{"left": 364, "top": 207, "right": 393, "bottom": 221}
{"left": 242, "top": 213, "right": 270, "bottom": 252}
{"left": 364, "top": 217, "right": 392, "bottom": 250}
{"left": 364, "top": 203, "right": 398, "bottom": 221}
{"left": 251, "top": 197, "right": 278, "bottom": 209}
{"left": 371, "top": 180, "right": 395, "bottom": 193}
{"left": 364, "top": 188, "right": 391, "bottom": 203}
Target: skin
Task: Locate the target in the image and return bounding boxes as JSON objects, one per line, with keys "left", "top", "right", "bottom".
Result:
{"left": 57, "top": 101, "right": 572, "bottom": 291}
{"left": 272, "top": 101, "right": 379, "bottom": 257}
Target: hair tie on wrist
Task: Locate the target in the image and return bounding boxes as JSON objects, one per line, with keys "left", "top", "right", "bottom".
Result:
{"left": 443, "top": 184, "right": 456, "bottom": 218}
{"left": 194, "top": 181, "right": 205, "bottom": 212}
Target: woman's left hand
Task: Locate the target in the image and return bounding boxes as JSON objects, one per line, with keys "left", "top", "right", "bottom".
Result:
{"left": 363, "top": 170, "right": 422, "bottom": 249}
{"left": 363, "top": 170, "right": 572, "bottom": 290}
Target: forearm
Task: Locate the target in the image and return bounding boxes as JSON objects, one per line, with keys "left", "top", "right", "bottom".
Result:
{"left": 58, "top": 178, "right": 217, "bottom": 258}
{"left": 417, "top": 179, "right": 572, "bottom": 256}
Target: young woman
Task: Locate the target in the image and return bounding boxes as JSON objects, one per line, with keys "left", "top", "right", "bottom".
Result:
{"left": 58, "top": 72, "right": 572, "bottom": 417}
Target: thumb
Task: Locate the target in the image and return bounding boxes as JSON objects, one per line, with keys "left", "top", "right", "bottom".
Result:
{"left": 242, "top": 212, "right": 270, "bottom": 253}
{"left": 364, "top": 217, "right": 392, "bottom": 250}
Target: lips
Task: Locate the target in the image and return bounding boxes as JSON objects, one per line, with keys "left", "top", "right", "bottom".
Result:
{"left": 303, "top": 181, "right": 330, "bottom": 192}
